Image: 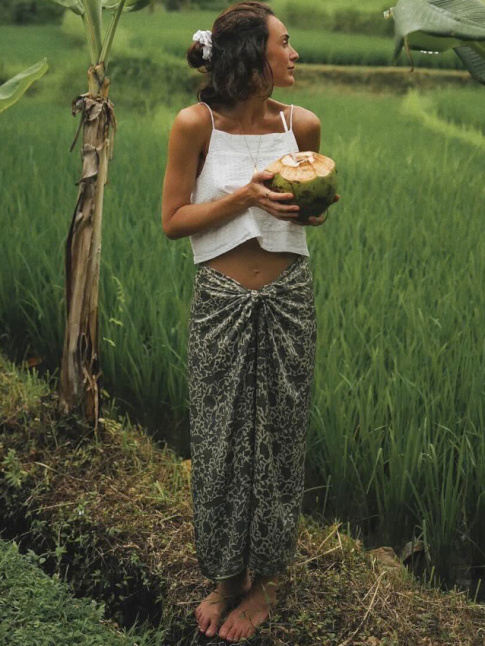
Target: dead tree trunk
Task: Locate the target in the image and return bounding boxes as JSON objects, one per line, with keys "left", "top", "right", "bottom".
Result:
{"left": 58, "top": 62, "right": 116, "bottom": 430}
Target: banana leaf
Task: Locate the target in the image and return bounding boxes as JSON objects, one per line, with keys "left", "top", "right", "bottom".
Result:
{"left": 0, "top": 59, "right": 48, "bottom": 113}
{"left": 102, "top": 0, "right": 151, "bottom": 12}
{"left": 47, "top": 0, "right": 85, "bottom": 15}
{"left": 454, "top": 42, "right": 485, "bottom": 83}
{"left": 386, "top": 0, "right": 485, "bottom": 84}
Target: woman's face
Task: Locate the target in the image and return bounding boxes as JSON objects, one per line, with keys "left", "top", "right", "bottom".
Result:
{"left": 264, "top": 15, "right": 299, "bottom": 88}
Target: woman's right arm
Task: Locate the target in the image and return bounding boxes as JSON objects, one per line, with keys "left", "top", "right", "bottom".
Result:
{"left": 161, "top": 107, "right": 300, "bottom": 240}
{"left": 161, "top": 107, "right": 248, "bottom": 239}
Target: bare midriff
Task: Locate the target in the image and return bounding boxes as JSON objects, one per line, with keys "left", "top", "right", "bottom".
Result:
{"left": 201, "top": 238, "right": 300, "bottom": 290}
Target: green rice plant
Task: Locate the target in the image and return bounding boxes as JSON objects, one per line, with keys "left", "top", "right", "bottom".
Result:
{"left": 465, "top": 431, "right": 485, "bottom": 582}
{"left": 272, "top": 0, "right": 393, "bottom": 13}
{"left": 272, "top": 0, "right": 395, "bottom": 36}
{"left": 288, "top": 29, "right": 463, "bottom": 68}
{"left": 0, "top": 9, "right": 467, "bottom": 97}
{"left": 402, "top": 89, "right": 485, "bottom": 149}
{"left": 408, "top": 432, "right": 469, "bottom": 585}
{"left": 1, "top": 78, "right": 484, "bottom": 585}
{"left": 98, "top": 8, "right": 466, "bottom": 69}
{"left": 425, "top": 86, "right": 485, "bottom": 134}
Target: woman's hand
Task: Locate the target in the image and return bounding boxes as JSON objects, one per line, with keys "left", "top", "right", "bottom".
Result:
{"left": 244, "top": 170, "right": 301, "bottom": 222}
{"left": 245, "top": 171, "right": 340, "bottom": 226}
{"left": 292, "top": 194, "right": 341, "bottom": 226}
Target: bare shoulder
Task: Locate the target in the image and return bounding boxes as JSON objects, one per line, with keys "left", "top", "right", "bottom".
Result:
{"left": 292, "top": 105, "right": 321, "bottom": 133}
{"left": 270, "top": 99, "right": 319, "bottom": 130}
{"left": 290, "top": 105, "right": 321, "bottom": 153}
{"left": 169, "top": 103, "right": 212, "bottom": 157}
{"left": 172, "top": 103, "right": 212, "bottom": 133}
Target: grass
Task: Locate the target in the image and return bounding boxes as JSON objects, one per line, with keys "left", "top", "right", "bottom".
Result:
{"left": 402, "top": 90, "right": 485, "bottom": 148}
{"left": 1, "top": 353, "right": 485, "bottom": 646}
{"left": 0, "top": 539, "right": 145, "bottom": 646}
{"left": 116, "top": 7, "right": 464, "bottom": 69}
{"left": 429, "top": 86, "right": 485, "bottom": 135}
{"left": 0, "top": 6, "right": 466, "bottom": 88}
{"left": 1, "top": 14, "right": 485, "bottom": 596}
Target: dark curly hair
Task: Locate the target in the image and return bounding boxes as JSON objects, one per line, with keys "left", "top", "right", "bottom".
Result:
{"left": 186, "top": 1, "right": 276, "bottom": 108}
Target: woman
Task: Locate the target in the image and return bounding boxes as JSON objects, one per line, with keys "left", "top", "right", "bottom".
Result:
{"left": 161, "top": 1, "right": 339, "bottom": 642}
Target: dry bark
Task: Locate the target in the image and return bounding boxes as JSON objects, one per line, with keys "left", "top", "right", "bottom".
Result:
{"left": 58, "top": 62, "right": 117, "bottom": 429}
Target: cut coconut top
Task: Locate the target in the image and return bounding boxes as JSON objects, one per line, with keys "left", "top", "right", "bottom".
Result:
{"left": 266, "top": 151, "right": 336, "bottom": 182}
{"left": 281, "top": 152, "right": 316, "bottom": 167}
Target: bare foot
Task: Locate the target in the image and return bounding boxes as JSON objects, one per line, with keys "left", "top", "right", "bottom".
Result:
{"left": 195, "top": 570, "right": 252, "bottom": 638}
{"left": 218, "top": 575, "right": 278, "bottom": 642}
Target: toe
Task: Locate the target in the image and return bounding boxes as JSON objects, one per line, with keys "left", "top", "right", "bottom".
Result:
{"left": 218, "top": 621, "right": 231, "bottom": 640}
{"left": 245, "top": 625, "right": 256, "bottom": 639}
{"left": 199, "top": 616, "right": 210, "bottom": 634}
{"left": 227, "top": 626, "right": 238, "bottom": 642}
{"left": 206, "top": 619, "right": 218, "bottom": 638}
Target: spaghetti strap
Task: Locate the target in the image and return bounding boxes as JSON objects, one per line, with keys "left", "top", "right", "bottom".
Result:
{"left": 199, "top": 101, "right": 215, "bottom": 130}
{"left": 290, "top": 104, "right": 294, "bottom": 130}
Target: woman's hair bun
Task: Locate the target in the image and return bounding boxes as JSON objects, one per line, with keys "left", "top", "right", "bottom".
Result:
{"left": 189, "top": 2, "right": 276, "bottom": 105}
{"left": 187, "top": 41, "right": 209, "bottom": 71}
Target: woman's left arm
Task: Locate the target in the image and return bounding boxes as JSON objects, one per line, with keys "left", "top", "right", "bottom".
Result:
{"left": 292, "top": 107, "right": 340, "bottom": 227}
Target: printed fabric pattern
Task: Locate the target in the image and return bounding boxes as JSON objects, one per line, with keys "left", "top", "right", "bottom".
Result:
{"left": 187, "top": 256, "right": 317, "bottom": 580}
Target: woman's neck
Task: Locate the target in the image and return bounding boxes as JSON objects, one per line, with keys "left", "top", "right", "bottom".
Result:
{"left": 220, "top": 96, "right": 273, "bottom": 128}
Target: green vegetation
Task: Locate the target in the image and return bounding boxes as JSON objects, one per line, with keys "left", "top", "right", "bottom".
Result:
{"left": 431, "top": 86, "right": 485, "bottom": 133}
{"left": 387, "top": 0, "right": 485, "bottom": 85}
{"left": 1, "top": 354, "right": 485, "bottom": 645}
{"left": 0, "top": 6, "right": 466, "bottom": 86}
{"left": 2, "top": 78, "right": 485, "bottom": 589}
{"left": 0, "top": 539, "right": 142, "bottom": 645}
{"left": 402, "top": 89, "right": 485, "bottom": 147}
{"left": 0, "top": 58, "right": 48, "bottom": 113}
{"left": 1, "top": 5, "right": 484, "bottom": 610}
{"left": 274, "top": 0, "right": 396, "bottom": 36}
{"left": 0, "top": 0, "right": 64, "bottom": 25}
{"left": 115, "top": 7, "right": 464, "bottom": 69}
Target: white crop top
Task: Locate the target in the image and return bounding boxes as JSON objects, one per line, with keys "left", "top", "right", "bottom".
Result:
{"left": 189, "top": 102, "right": 310, "bottom": 265}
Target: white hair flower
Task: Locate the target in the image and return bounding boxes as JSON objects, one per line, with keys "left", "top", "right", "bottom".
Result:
{"left": 192, "top": 29, "right": 212, "bottom": 61}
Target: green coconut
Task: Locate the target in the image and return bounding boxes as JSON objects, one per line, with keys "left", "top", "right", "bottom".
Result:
{"left": 263, "top": 151, "right": 338, "bottom": 223}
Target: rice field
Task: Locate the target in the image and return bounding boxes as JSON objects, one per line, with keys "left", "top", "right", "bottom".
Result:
{"left": 1, "top": 12, "right": 485, "bottom": 592}
{"left": 113, "top": 7, "right": 464, "bottom": 69}
{"left": 0, "top": 6, "right": 463, "bottom": 89}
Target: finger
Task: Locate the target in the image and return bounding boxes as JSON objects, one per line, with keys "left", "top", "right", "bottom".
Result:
{"left": 256, "top": 170, "right": 275, "bottom": 180}
{"left": 266, "top": 198, "right": 300, "bottom": 214}
{"left": 308, "top": 215, "right": 326, "bottom": 226}
{"left": 268, "top": 192, "right": 296, "bottom": 202}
